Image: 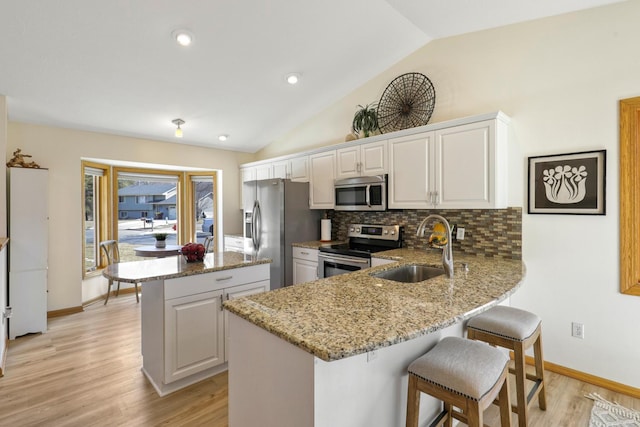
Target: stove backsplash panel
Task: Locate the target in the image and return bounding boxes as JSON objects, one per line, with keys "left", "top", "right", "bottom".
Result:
{"left": 327, "top": 207, "right": 522, "bottom": 260}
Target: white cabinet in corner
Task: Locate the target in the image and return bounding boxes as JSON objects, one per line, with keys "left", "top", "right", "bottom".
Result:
{"left": 336, "top": 140, "right": 387, "bottom": 179}
{"left": 141, "top": 263, "right": 270, "bottom": 396}
{"left": 309, "top": 151, "right": 336, "bottom": 209}
{"left": 388, "top": 116, "right": 508, "bottom": 209}
{"left": 292, "top": 247, "right": 318, "bottom": 285}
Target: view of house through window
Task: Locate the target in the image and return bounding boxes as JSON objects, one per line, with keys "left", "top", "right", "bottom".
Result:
{"left": 191, "top": 175, "right": 215, "bottom": 245}
{"left": 116, "top": 171, "right": 180, "bottom": 262}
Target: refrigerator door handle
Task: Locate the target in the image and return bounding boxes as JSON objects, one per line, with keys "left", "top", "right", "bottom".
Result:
{"left": 254, "top": 201, "right": 262, "bottom": 251}
{"left": 251, "top": 201, "right": 258, "bottom": 251}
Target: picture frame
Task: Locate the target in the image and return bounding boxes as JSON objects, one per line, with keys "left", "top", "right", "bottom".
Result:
{"left": 528, "top": 150, "right": 606, "bottom": 215}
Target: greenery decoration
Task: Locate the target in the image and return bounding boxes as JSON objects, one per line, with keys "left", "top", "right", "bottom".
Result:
{"left": 352, "top": 103, "right": 379, "bottom": 138}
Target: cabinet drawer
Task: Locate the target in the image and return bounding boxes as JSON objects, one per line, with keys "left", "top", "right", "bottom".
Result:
{"left": 164, "top": 263, "right": 270, "bottom": 300}
{"left": 292, "top": 247, "right": 318, "bottom": 262}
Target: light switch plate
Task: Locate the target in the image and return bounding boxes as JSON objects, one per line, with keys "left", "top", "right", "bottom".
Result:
{"left": 456, "top": 227, "right": 465, "bottom": 240}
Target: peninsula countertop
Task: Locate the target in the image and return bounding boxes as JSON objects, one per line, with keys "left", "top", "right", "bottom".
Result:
{"left": 102, "top": 251, "right": 271, "bottom": 283}
{"left": 224, "top": 249, "right": 525, "bottom": 362}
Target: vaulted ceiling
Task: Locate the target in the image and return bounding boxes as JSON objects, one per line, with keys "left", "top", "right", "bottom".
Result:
{"left": 0, "top": 0, "right": 623, "bottom": 152}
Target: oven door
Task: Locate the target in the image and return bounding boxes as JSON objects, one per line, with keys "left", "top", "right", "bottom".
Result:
{"left": 318, "top": 253, "right": 371, "bottom": 278}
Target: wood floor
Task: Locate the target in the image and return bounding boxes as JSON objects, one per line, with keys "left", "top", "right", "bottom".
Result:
{"left": 0, "top": 293, "right": 638, "bottom": 426}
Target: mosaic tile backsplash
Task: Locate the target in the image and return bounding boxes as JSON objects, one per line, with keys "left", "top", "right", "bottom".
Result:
{"left": 327, "top": 207, "right": 522, "bottom": 260}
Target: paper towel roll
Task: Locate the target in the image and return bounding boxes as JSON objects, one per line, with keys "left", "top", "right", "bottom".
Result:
{"left": 320, "top": 219, "right": 332, "bottom": 241}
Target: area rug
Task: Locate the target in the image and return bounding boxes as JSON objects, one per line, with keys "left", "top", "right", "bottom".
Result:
{"left": 587, "top": 393, "right": 640, "bottom": 427}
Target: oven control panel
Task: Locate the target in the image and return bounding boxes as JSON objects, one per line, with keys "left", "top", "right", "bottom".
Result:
{"left": 347, "top": 224, "right": 401, "bottom": 241}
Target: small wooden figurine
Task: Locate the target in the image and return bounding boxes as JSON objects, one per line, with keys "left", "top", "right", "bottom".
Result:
{"left": 6, "top": 149, "right": 41, "bottom": 168}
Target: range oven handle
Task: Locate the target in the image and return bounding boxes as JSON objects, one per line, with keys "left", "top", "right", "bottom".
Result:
{"left": 318, "top": 253, "right": 370, "bottom": 264}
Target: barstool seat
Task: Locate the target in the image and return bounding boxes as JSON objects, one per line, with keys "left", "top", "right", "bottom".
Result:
{"left": 406, "top": 336, "right": 512, "bottom": 427}
{"left": 467, "top": 306, "right": 546, "bottom": 427}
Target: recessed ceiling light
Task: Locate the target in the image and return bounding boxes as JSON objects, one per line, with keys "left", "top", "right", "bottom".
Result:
{"left": 285, "top": 73, "right": 301, "bottom": 85}
{"left": 218, "top": 134, "right": 229, "bottom": 142}
{"left": 172, "top": 29, "right": 193, "bottom": 47}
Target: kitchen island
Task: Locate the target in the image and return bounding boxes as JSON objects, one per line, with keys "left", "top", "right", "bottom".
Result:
{"left": 224, "top": 249, "right": 525, "bottom": 426}
{"left": 103, "top": 252, "right": 271, "bottom": 396}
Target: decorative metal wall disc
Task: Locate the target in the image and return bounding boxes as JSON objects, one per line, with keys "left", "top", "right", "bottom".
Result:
{"left": 377, "top": 72, "right": 435, "bottom": 133}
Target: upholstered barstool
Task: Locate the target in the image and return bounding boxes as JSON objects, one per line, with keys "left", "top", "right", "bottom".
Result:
{"left": 467, "top": 306, "right": 546, "bottom": 427}
{"left": 406, "top": 336, "right": 512, "bottom": 427}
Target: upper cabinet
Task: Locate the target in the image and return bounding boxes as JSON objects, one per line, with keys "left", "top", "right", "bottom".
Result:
{"left": 272, "top": 156, "right": 310, "bottom": 182}
{"left": 388, "top": 117, "right": 508, "bottom": 209}
{"left": 309, "top": 151, "right": 336, "bottom": 209}
{"left": 336, "top": 140, "right": 387, "bottom": 180}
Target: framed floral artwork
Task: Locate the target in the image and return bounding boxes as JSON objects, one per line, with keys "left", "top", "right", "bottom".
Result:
{"left": 528, "top": 150, "right": 606, "bottom": 215}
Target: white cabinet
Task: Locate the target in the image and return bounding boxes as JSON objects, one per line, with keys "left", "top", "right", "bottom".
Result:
{"left": 388, "top": 118, "right": 507, "bottom": 209}
{"left": 141, "top": 263, "right": 270, "bottom": 396}
{"left": 223, "top": 281, "right": 269, "bottom": 362}
{"left": 309, "top": 151, "right": 336, "bottom": 209}
{"left": 272, "top": 160, "right": 289, "bottom": 179}
{"left": 292, "top": 247, "right": 319, "bottom": 285}
{"left": 289, "top": 156, "right": 309, "bottom": 182}
{"left": 388, "top": 133, "right": 433, "bottom": 209}
{"left": 8, "top": 167, "right": 48, "bottom": 339}
{"left": 164, "top": 290, "right": 224, "bottom": 383}
{"left": 255, "top": 164, "right": 271, "bottom": 180}
{"left": 241, "top": 167, "right": 256, "bottom": 183}
{"left": 336, "top": 140, "right": 387, "bottom": 179}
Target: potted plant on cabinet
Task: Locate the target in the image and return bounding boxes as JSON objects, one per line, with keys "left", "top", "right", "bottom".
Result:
{"left": 352, "top": 103, "right": 379, "bottom": 138}
{"left": 154, "top": 233, "right": 168, "bottom": 248}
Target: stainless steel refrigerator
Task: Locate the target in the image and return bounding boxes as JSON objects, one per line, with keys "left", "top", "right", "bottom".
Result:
{"left": 243, "top": 178, "right": 323, "bottom": 289}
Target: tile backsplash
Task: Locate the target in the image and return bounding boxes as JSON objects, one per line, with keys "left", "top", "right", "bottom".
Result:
{"left": 327, "top": 207, "right": 522, "bottom": 260}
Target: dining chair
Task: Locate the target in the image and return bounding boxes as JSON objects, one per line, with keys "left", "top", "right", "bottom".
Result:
{"left": 100, "top": 240, "right": 139, "bottom": 304}
{"left": 203, "top": 236, "right": 215, "bottom": 253}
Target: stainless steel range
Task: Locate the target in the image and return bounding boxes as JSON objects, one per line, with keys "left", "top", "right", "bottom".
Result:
{"left": 318, "top": 224, "right": 403, "bottom": 278}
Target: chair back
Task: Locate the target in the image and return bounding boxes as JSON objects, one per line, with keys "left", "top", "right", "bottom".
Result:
{"left": 203, "top": 236, "right": 215, "bottom": 253}
{"left": 100, "top": 240, "right": 120, "bottom": 265}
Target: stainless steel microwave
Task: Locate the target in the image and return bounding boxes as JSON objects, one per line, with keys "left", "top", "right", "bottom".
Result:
{"left": 334, "top": 175, "right": 387, "bottom": 211}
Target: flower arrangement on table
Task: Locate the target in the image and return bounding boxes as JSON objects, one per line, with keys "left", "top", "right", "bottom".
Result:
{"left": 181, "top": 243, "right": 206, "bottom": 262}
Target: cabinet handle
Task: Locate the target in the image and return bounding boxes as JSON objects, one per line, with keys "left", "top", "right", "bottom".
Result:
{"left": 220, "top": 294, "right": 224, "bottom": 311}
{"left": 216, "top": 276, "right": 233, "bottom": 281}
{"left": 301, "top": 251, "right": 309, "bottom": 255}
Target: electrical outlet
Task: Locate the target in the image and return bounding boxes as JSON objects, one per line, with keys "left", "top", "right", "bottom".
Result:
{"left": 571, "top": 322, "right": 584, "bottom": 339}
{"left": 456, "top": 227, "right": 465, "bottom": 240}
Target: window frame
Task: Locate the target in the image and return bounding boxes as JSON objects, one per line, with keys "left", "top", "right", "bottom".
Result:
{"left": 82, "top": 161, "right": 110, "bottom": 277}
{"left": 186, "top": 172, "right": 219, "bottom": 251}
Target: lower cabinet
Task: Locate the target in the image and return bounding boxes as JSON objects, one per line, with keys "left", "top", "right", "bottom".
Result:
{"left": 141, "top": 263, "right": 270, "bottom": 396}
{"left": 292, "top": 247, "right": 319, "bottom": 285}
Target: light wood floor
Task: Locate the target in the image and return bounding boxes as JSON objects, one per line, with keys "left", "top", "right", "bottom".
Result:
{"left": 0, "top": 293, "right": 638, "bottom": 426}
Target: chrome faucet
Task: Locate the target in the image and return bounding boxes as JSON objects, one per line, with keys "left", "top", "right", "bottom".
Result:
{"left": 416, "top": 214, "right": 454, "bottom": 278}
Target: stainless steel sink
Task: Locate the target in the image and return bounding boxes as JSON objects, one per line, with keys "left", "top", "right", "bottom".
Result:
{"left": 371, "top": 264, "right": 445, "bottom": 283}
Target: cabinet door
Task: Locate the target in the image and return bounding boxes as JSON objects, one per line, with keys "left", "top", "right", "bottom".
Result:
{"left": 309, "top": 151, "right": 336, "bottom": 209}
{"left": 360, "top": 140, "right": 387, "bottom": 176}
{"left": 335, "top": 146, "right": 360, "bottom": 179}
{"left": 434, "top": 120, "right": 503, "bottom": 208}
{"left": 223, "top": 280, "right": 270, "bottom": 362}
{"left": 164, "top": 291, "right": 224, "bottom": 384}
{"left": 293, "top": 258, "right": 318, "bottom": 285}
{"left": 272, "top": 161, "right": 289, "bottom": 179}
{"left": 241, "top": 167, "right": 256, "bottom": 183}
{"left": 255, "top": 164, "right": 272, "bottom": 180}
{"left": 290, "top": 156, "right": 309, "bottom": 182}
{"left": 388, "top": 132, "right": 434, "bottom": 209}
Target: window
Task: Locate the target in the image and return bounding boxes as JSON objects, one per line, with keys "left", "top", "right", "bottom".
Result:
{"left": 82, "top": 162, "right": 109, "bottom": 275}
{"left": 115, "top": 169, "right": 181, "bottom": 262}
{"left": 82, "top": 161, "right": 219, "bottom": 269}
{"left": 188, "top": 174, "right": 217, "bottom": 249}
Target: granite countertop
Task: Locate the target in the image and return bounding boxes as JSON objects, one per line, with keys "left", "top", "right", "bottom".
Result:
{"left": 102, "top": 251, "right": 271, "bottom": 283}
{"left": 224, "top": 249, "right": 525, "bottom": 362}
{"left": 292, "top": 240, "right": 344, "bottom": 249}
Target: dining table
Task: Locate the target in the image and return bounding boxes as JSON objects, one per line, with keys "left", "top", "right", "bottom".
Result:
{"left": 134, "top": 244, "right": 182, "bottom": 258}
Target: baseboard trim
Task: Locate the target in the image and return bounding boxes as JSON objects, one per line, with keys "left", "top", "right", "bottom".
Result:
{"left": 82, "top": 288, "right": 138, "bottom": 307}
{"left": 47, "top": 306, "right": 83, "bottom": 318}
{"left": 519, "top": 354, "right": 640, "bottom": 399}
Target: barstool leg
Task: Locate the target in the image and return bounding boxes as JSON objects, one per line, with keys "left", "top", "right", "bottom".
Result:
{"left": 467, "top": 401, "right": 482, "bottom": 427}
{"left": 498, "top": 374, "right": 512, "bottom": 427}
{"left": 406, "top": 375, "right": 420, "bottom": 427}
{"left": 534, "top": 334, "right": 547, "bottom": 410}
{"left": 443, "top": 402, "right": 453, "bottom": 427}
{"left": 513, "top": 343, "right": 528, "bottom": 427}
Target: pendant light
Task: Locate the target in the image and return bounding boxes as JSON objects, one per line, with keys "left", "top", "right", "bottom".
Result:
{"left": 172, "top": 119, "right": 185, "bottom": 138}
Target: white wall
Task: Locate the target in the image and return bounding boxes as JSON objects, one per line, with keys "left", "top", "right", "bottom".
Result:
{"left": 0, "top": 96, "right": 7, "bottom": 367}
{"left": 257, "top": 2, "right": 640, "bottom": 388}
{"left": 7, "top": 122, "right": 254, "bottom": 310}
